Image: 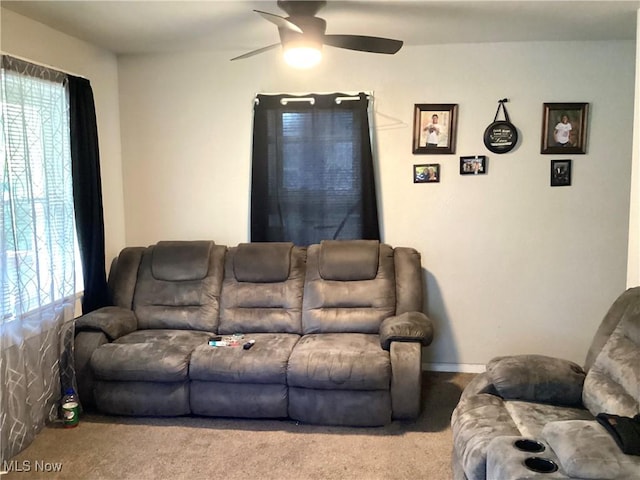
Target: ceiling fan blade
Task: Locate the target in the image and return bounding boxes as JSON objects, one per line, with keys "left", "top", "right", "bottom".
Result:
{"left": 254, "top": 10, "right": 303, "bottom": 33}
{"left": 323, "top": 35, "right": 403, "bottom": 54}
{"left": 231, "top": 43, "right": 281, "bottom": 61}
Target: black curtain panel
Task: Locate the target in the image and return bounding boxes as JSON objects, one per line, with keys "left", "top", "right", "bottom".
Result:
{"left": 68, "top": 76, "right": 109, "bottom": 313}
{"left": 251, "top": 92, "right": 380, "bottom": 245}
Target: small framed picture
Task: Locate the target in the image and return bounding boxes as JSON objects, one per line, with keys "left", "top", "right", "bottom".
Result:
{"left": 460, "top": 155, "right": 487, "bottom": 175}
{"left": 551, "top": 159, "right": 572, "bottom": 186}
{"left": 413, "top": 104, "right": 458, "bottom": 154}
{"left": 541, "top": 103, "right": 588, "bottom": 154}
{"left": 414, "top": 164, "right": 440, "bottom": 183}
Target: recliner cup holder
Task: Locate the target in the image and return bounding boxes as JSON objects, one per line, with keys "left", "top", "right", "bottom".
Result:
{"left": 514, "top": 439, "right": 545, "bottom": 453}
{"left": 523, "top": 457, "right": 558, "bottom": 474}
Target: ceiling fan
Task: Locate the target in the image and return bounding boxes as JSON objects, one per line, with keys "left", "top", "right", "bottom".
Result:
{"left": 231, "top": 0, "right": 403, "bottom": 68}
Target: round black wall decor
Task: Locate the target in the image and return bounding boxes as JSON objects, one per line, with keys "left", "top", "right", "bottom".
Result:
{"left": 484, "top": 99, "right": 518, "bottom": 154}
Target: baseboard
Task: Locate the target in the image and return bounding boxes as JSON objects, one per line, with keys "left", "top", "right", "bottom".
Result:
{"left": 423, "top": 362, "right": 486, "bottom": 373}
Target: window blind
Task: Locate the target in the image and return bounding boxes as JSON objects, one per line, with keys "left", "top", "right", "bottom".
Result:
{"left": 1, "top": 57, "right": 82, "bottom": 321}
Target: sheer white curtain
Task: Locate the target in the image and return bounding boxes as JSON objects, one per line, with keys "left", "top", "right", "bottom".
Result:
{"left": 1, "top": 56, "right": 80, "bottom": 465}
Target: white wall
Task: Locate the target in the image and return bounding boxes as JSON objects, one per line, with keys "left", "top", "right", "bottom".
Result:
{"left": 1, "top": 8, "right": 634, "bottom": 369}
{"left": 1, "top": 8, "right": 126, "bottom": 263}
{"left": 117, "top": 40, "right": 633, "bottom": 367}
{"left": 628, "top": 9, "right": 640, "bottom": 288}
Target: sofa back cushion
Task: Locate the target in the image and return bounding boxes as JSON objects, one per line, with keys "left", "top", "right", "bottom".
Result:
{"left": 585, "top": 287, "right": 640, "bottom": 371}
{"left": 218, "top": 243, "right": 306, "bottom": 334}
{"left": 582, "top": 304, "right": 640, "bottom": 418}
{"left": 151, "top": 240, "right": 212, "bottom": 281}
{"left": 133, "top": 241, "right": 226, "bottom": 331}
{"left": 319, "top": 240, "right": 380, "bottom": 281}
{"left": 233, "top": 242, "right": 293, "bottom": 283}
{"left": 302, "top": 240, "right": 396, "bottom": 334}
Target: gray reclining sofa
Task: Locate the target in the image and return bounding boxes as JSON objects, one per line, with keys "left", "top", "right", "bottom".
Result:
{"left": 451, "top": 287, "right": 640, "bottom": 479}
{"left": 75, "top": 239, "right": 433, "bottom": 426}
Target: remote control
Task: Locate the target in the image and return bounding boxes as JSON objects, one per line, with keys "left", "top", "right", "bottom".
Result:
{"left": 243, "top": 340, "right": 255, "bottom": 350}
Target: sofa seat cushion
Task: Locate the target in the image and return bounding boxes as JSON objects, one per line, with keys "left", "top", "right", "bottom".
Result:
{"left": 503, "top": 399, "right": 594, "bottom": 439}
{"left": 114, "top": 329, "right": 212, "bottom": 346}
{"left": 91, "top": 330, "right": 211, "bottom": 382}
{"left": 287, "top": 333, "right": 390, "bottom": 390}
{"left": 541, "top": 420, "right": 628, "bottom": 479}
{"left": 189, "top": 333, "right": 300, "bottom": 384}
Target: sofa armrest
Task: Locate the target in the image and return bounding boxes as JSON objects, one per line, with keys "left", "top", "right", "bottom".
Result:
{"left": 75, "top": 330, "right": 109, "bottom": 409}
{"left": 486, "top": 354, "right": 586, "bottom": 406}
{"left": 379, "top": 311, "right": 434, "bottom": 351}
{"left": 459, "top": 371, "right": 500, "bottom": 401}
{"left": 75, "top": 306, "right": 138, "bottom": 341}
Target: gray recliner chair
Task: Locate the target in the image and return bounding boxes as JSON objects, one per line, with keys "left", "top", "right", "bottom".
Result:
{"left": 451, "top": 287, "right": 640, "bottom": 479}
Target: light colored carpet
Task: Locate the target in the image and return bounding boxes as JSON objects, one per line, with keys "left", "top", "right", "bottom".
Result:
{"left": 4, "top": 372, "right": 474, "bottom": 480}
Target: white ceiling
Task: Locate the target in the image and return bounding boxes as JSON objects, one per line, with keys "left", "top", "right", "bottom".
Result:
{"left": 3, "top": 0, "right": 640, "bottom": 56}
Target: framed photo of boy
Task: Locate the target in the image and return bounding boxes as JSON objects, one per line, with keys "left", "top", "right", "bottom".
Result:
{"left": 541, "top": 103, "right": 588, "bottom": 154}
{"left": 551, "top": 159, "right": 572, "bottom": 187}
{"left": 413, "top": 104, "right": 458, "bottom": 154}
{"left": 414, "top": 164, "right": 440, "bottom": 183}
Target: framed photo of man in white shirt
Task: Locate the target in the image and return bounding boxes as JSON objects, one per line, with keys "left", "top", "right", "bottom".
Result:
{"left": 413, "top": 103, "right": 458, "bottom": 154}
{"left": 541, "top": 103, "right": 589, "bottom": 154}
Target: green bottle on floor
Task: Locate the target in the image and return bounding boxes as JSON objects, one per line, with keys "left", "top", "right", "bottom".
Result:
{"left": 61, "top": 388, "right": 79, "bottom": 428}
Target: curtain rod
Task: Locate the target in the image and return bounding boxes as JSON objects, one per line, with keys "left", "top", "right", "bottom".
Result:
{"left": 281, "top": 97, "right": 315, "bottom": 105}
{"left": 254, "top": 93, "right": 373, "bottom": 106}
{"left": 0, "top": 51, "right": 87, "bottom": 79}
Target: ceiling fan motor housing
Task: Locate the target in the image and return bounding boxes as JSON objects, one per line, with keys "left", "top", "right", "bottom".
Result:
{"left": 277, "top": 0, "right": 327, "bottom": 17}
{"left": 279, "top": 16, "right": 327, "bottom": 51}
{"left": 230, "top": 0, "right": 403, "bottom": 62}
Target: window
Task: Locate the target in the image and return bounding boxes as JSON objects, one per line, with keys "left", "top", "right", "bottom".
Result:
{"left": 1, "top": 57, "right": 82, "bottom": 322}
{"left": 251, "top": 93, "right": 380, "bottom": 245}
{"left": 281, "top": 111, "right": 357, "bottom": 192}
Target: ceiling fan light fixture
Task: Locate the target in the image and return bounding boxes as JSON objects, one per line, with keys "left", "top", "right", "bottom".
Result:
{"left": 283, "top": 44, "right": 322, "bottom": 69}
{"left": 232, "top": 2, "right": 403, "bottom": 64}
